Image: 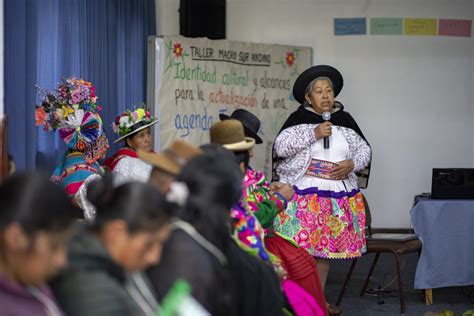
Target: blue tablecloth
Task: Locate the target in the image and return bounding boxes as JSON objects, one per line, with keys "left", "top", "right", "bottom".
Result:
{"left": 410, "top": 197, "right": 474, "bottom": 289}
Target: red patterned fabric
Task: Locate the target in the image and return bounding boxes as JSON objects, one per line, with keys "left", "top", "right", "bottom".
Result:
{"left": 103, "top": 147, "right": 138, "bottom": 171}
{"left": 266, "top": 235, "right": 328, "bottom": 316}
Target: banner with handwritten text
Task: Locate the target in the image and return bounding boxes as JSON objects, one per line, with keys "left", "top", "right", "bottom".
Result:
{"left": 157, "top": 36, "right": 312, "bottom": 177}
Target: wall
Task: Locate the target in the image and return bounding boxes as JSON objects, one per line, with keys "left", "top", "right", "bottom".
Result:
{"left": 155, "top": 0, "right": 179, "bottom": 36}
{"left": 155, "top": 0, "right": 474, "bottom": 228}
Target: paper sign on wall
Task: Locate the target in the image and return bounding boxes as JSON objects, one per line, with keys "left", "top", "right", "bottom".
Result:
{"left": 404, "top": 18, "right": 437, "bottom": 36}
{"left": 334, "top": 18, "right": 367, "bottom": 35}
{"left": 370, "top": 18, "right": 403, "bottom": 35}
{"left": 438, "top": 19, "right": 471, "bottom": 37}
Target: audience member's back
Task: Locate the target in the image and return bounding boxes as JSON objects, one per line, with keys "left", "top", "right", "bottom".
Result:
{"left": 147, "top": 152, "right": 241, "bottom": 316}
{"left": 226, "top": 241, "right": 285, "bottom": 316}
{"left": 148, "top": 223, "right": 224, "bottom": 312}
{"left": 201, "top": 144, "right": 286, "bottom": 316}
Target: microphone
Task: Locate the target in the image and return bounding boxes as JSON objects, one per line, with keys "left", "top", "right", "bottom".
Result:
{"left": 322, "top": 111, "right": 331, "bottom": 149}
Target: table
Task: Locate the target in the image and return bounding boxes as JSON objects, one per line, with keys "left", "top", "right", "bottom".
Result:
{"left": 410, "top": 197, "right": 474, "bottom": 304}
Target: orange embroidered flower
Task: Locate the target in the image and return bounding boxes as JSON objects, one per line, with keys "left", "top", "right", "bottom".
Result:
{"left": 35, "top": 107, "right": 47, "bottom": 126}
{"left": 286, "top": 52, "right": 295, "bottom": 67}
{"left": 355, "top": 194, "right": 365, "bottom": 211}
{"left": 173, "top": 43, "right": 183, "bottom": 58}
{"left": 309, "top": 195, "right": 320, "bottom": 213}
{"left": 310, "top": 230, "right": 321, "bottom": 245}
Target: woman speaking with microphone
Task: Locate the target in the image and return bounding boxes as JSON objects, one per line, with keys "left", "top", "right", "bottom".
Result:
{"left": 272, "top": 65, "right": 372, "bottom": 314}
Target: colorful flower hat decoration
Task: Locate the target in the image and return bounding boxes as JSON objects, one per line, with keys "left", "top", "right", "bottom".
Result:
{"left": 35, "top": 77, "right": 109, "bottom": 163}
{"left": 112, "top": 104, "right": 158, "bottom": 143}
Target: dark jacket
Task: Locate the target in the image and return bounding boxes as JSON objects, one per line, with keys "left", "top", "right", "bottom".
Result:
{"left": 148, "top": 220, "right": 285, "bottom": 316}
{"left": 147, "top": 225, "right": 224, "bottom": 314}
{"left": 51, "top": 227, "right": 156, "bottom": 316}
{"left": 227, "top": 242, "right": 285, "bottom": 316}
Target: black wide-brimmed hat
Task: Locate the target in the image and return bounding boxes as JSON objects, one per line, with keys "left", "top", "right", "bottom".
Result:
{"left": 292, "top": 65, "right": 344, "bottom": 104}
{"left": 219, "top": 109, "right": 263, "bottom": 144}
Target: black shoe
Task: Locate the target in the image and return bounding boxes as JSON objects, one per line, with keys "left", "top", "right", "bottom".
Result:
{"left": 328, "top": 304, "right": 342, "bottom": 316}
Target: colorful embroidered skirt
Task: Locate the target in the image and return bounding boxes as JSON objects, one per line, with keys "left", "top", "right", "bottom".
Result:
{"left": 274, "top": 187, "right": 366, "bottom": 259}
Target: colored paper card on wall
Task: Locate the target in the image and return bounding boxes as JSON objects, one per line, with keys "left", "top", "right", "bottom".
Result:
{"left": 404, "top": 18, "right": 437, "bottom": 36}
{"left": 370, "top": 18, "right": 403, "bottom": 35}
{"left": 439, "top": 19, "right": 471, "bottom": 37}
{"left": 334, "top": 18, "right": 367, "bottom": 35}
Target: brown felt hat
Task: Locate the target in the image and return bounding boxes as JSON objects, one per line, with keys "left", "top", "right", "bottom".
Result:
{"left": 210, "top": 119, "right": 255, "bottom": 151}
{"left": 137, "top": 140, "right": 202, "bottom": 176}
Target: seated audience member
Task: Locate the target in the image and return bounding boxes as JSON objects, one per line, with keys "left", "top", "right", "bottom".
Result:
{"left": 35, "top": 77, "right": 109, "bottom": 220}
{"left": 200, "top": 145, "right": 288, "bottom": 316}
{"left": 104, "top": 105, "right": 158, "bottom": 186}
{"left": 147, "top": 152, "right": 240, "bottom": 316}
{"left": 209, "top": 120, "right": 273, "bottom": 263}
{"left": 51, "top": 176, "right": 172, "bottom": 316}
{"left": 0, "top": 173, "right": 78, "bottom": 316}
{"left": 210, "top": 119, "right": 327, "bottom": 316}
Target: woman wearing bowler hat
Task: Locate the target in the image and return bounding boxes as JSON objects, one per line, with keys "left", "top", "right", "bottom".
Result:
{"left": 220, "top": 109, "right": 263, "bottom": 160}
{"left": 272, "top": 65, "right": 372, "bottom": 306}
{"left": 219, "top": 109, "right": 263, "bottom": 144}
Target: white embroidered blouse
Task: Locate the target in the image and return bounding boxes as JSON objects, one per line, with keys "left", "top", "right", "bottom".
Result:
{"left": 274, "top": 122, "right": 371, "bottom": 187}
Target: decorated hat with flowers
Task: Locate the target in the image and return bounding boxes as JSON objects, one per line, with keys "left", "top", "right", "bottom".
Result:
{"left": 35, "top": 77, "right": 109, "bottom": 164}
{"left": 112, "top": 105, "right": 158, "bottom": 143}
